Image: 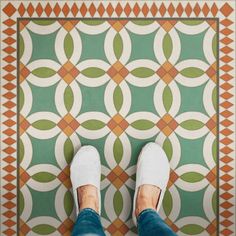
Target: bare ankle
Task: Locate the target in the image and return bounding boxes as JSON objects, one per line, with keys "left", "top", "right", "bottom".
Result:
{"left": 77, "top": 185, "right": 99, "bottom": 213}
{"left": 135, "top": 185, "right": 161, "bottom": 217}
{"left": 135, "top": 195, "right": 155, "bottom": 216}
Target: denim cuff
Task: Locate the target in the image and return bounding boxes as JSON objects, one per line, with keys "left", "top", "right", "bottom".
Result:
{"left": 80, "top": 208, "right": 100, "bottom": 217}
{"left": 137, "top": 208, "right": 157, "bottom": 223}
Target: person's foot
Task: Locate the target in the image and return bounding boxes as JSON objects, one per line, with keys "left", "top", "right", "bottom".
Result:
{"left": 77, "top": 185, "right": 99, "bottom": 213}
{"left": 135, "top": 185, "right": 161, "bottom": 217}
{"left": 132, "top": 142, "right": 170, "bottom": 226}
{"left": 70, "top": 145, "right": 101, "bottom": 215}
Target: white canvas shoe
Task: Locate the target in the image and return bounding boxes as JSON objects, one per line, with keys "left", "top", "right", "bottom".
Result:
{"left": 132, "top": 142, "right": 170, "bottom": 226}
{"left": 70, "top": 145, "right": 101, "bottom": 215}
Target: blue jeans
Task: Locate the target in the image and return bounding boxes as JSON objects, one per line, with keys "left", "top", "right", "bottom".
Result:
{"left": 72, "top": 208, "right": 177, "bottom": 236}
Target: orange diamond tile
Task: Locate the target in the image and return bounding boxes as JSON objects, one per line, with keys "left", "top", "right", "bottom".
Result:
{"left": 62, "top": 21, "right": 75, "bottom": 32}
{"left": 162, "top": 73, "right": 174, "bottom": 84}
{"left": 107, "top": 223, "right": 116, "bottom": 235}
{"left": 113, "top": 126, "right": 124, "bottom": 136}
{"left": 3, "top": 3, "right": 16, "bottom": 17}
{"left": 113, "top": 61, "right": 124, "bottom": 71}
{"left": 156, "top": 61, "right": 178, "bottom": 84}
{"left": 113, "top": 218, "right": 123, "bottom": 228}
{"left": 115, "top": 3, "right": 123, "bottom": 17}
{"left": 161, "top": 21, "right": 175, "bottom": 32}
{"left": 26, "top": 3, "right": 34, "bottom": 17}
{"left": 113, "top": 165, "right": 123, "bottom": 176}
{"left": 44, "top": 3, "right": 52, "bottom": 17}
{"left": 221, "top": 210, "right": 233, "bottom": 218}
{"left": 133, "top": 3, "right": 141, "bottom": 17}
{"left": 124, "top": 3, "right": 132, "bottom": 17}
{"left": 221, "top": 192, "right": 233, "bottom": 201}
{"left": 185, "top": 3, "right": 192, "bottom": 17}
{"left": 80, "top": 3, "right": 87, "bottom": 17}
{"left": 89, "top": 3, "right": 96, "bottom": 17}
{"left": 142, "top": 3, "right": 149, "bottom": 17}
{"left": 62, "top": 3, "right": 70, "bottom": 17}
{"left": 98, "top": 3, "right": 105, "bottom": 17}
{"left": 211, "top": 3, "right": 218, "bottom": 16}
{"left": 58, "top": 119, "right": 67, "bottom": 130}
{"left": 58, "top": 218, "right": 74, "bottom": 234}
{"left": 18, "top": 3, "right": 26, "bottom": 16}
{"left": 106, "top": 3, "right": 114, "bottom": 17}
{"left": 119, "top": 171, "right": 129, "bottom": 183}
{"left": 206, "top": 118, "right": 216, "bottom": 131}
{"left": 3, "top": 137, "right": 15, "bottom": 145}
{"left": 53, "top": 3, "right": 61, "bottom": 16}
{"left": 3, "top": 201, "right": 15, "bottom": 210}
{"left": 57, "top": 170, "right": 68, "bottom": 183}
{"left": 3, "top": 210, "right": 16, "bottom": 218}
{"left": 206, "top": 170, "right": 216, "bottom": 183}
{"left": 206, "top": 221, "right": 216, "bottom": 234}
{"left": 3, "top": 92, "right": 16, "bottom": 99}
{"left": 35, "top": 3, "right": 43, "bottom": 16}
{"left": 3, "top": 45, "right": 15, "bottom": 54}
{"left": 3, "top": 164, "right": 16, "bottom": 173}
{"left": 176, "top": 3, "right": 184, "bottom": 16}
{"left": 63, "top": 61, "right": 75, "bottom": 71}
{"left": 3, "top": 147, "right": 15, "bottom": 155}
{"left": 64, "top": 125, "right": 75, "bottom": 137}
{"left": 150, "top": 3, "right": 158, "bottom": 16}
{"left": 20, "top": 220, "right": 31, "bottom": 235}
{"left": 193, "top": 3, "right": 201, "bottom": 16}
{"left": 119, "top": 67, "right": 129, "bottom": 78}
{"left": 156, "top": 119, "right": 167, "bottom": 130}
{"left": 220, "top": 3, "right": 234, "bottom": 17}
{"left": 162, "top": 126, "right": 173, "bottom": 136}
{"left": 113, "top": 178, "right": 123, "bottom": 189}
{"left": 69, "top": 119, "right": 80, "bottom": 130}
{"left": 107, "top": 66, "right": 117, "bottom": 78}
{"left": 113, "top": 114, "right": 124, "bottom": 124}
{"left": 3, "top": 183, "right": 16, "bottom": 191}
{"left": 162, "top": 114, "right": 173, "bottom": 123}
{"left": 168, "top": 3, "right": 175, "bottom": 17}
{"left": 4, "top": 119, "right": 16, "bottom": 127}
{"left": 63, "top": 113, "right": 74, "bottom": 123}
{"left": 162, "top": 61, "right": 173, "bottom": 71}
{"left": 113, "top": 74, "right": 124, "bottom": 84}
{"left": 107, "top": 119, "right": 117, "bottom": 130}
{"left": 166, "top": 218, "right": 179, "bottom": 232}
{"left": 71, "top": 3, "right": 79, "bottom": 17}
{"left": 119, "top": 119, "right": 129, "bottom": 130}
{"left": 3, "top": 74, "right": 16, "bottom": 82}
{"left": 202, "top": 3, "right": 210, "bottom": 17}
{"left": 159, "top": 3, "right": 166, "bottom": 16}
{"left": 4, "top": 55, "right": 16, "bottom": 63}
{"left": 107, "top": 171, "right": 116, "bottom": 182}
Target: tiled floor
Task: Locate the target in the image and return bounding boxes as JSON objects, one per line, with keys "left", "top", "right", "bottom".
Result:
{"left": 1, "top": 1, "right": 235, "bottom": 236}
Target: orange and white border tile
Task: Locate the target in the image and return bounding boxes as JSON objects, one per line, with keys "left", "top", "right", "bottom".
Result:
{"left": 0, "top": 1, "right": 235, "bottom": 235}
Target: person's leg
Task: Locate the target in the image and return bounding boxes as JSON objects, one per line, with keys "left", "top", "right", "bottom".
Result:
{"left": 70, "top": 146, "right": 105, "bottom": 236}
{"left": 136, "top": 185, "right": 177, "bottom": 236}
{"left": 137, "top": 208, "right": 177, "bottom": 236}
{"left": 132, "top": 143, "right": 177, "bottom": 236}
{"left": 72, "top": 185, "right": 105, "bottom": 236}
{"left": 72, "top": 208, "right": 105, "bottom": 236}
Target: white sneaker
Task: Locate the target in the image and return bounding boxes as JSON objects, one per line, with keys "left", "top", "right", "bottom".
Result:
{"left": 70, "top": 145, "right": 101, "bottom": 215}
{"left": 132, "top": 142, "right": 170, "bottom": 226}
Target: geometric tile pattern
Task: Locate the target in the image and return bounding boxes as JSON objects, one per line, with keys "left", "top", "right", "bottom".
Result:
{"left": 18, "top": 18, "right": 218, "bottom": 236}
{"left": 0, "top": 1, "right": 235, "bottom": 236}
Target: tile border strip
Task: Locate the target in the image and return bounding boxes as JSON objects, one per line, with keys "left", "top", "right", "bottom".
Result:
{"left": 0, "top": 1, "right": 235, "bottom": 235}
